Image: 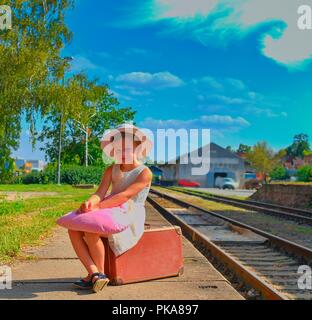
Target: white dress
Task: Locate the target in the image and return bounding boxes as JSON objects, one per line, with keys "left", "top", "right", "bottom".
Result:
{"left": 107, "top": 164, "right": 151, "bottom": 256}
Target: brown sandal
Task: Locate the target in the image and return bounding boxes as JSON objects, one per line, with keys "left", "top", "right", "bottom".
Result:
{"left": 91, "top": 272, "right": 110, "bottom": 293}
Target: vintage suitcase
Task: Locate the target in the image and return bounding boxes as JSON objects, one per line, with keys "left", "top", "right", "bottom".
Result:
{"left": 102, "top": 225, "right": 184, "bottom": 285}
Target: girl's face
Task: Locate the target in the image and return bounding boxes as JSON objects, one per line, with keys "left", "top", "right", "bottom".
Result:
{"left": 113, "top": 135, "right": 141, "bottom": 164}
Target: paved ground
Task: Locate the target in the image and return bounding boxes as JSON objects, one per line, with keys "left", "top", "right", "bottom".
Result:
{"left": 0, "top": 191, "right": 58, "bottom": 201}
{"left": 0, "top": 203, "right": 243, "bottom": 300}
{"left": 188, "top": 187, "right": 256, "bottom": 198}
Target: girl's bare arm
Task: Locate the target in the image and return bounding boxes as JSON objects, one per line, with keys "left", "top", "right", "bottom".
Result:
{"left": 98, "top": 168, "right": 152, "bottom": 209}
{"left": 93, "top": 165, "right": 113, "bottom": 202}
{"left": 79, "top": 165, "right": 113, "bottom": 212}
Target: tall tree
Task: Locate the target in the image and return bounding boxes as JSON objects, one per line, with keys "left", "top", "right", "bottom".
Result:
{"left": 39, "top": 75, "right": 135, "bottom": 166}
{"left": 246, "top": 141, "right": 286, "bottom": 183}
{"left": 0, "top": 0, "right": 73, "bottom": 179}
{"left": 287, "top": 134, "right": 310, "bottom": 158}
{"left": 237, "top": 144, "right": 251, "bottom": 153}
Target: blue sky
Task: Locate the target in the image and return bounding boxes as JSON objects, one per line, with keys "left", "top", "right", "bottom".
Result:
{"left": 15, "top": 0, "right": 312, "bottom": 161}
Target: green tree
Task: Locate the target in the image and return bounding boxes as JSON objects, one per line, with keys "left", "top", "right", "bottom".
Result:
{"left": 246, "top": 142, "right": 286, "bottom": 183}
{"left": 303, "top": 150, "right": 312, "bottom": 156}
{"left": 287, "top": 134, "right": 310, "bottom": 158}
{"left": 270, "top": 166, "right": 289, "bottom": 181}
{"left": 39, "top": 75, "right": 135, "bottom": 166}
{"left": 237, "top": 144, "right": 251, "bottom": 153}
{"left": 296, "top": 166, "right": 312, "bottom": 182}
{"left": 0, "top": 112, "right": 21, "bottom": 181}
{"left": 0, "top": 0, "right": 73, "bottom": 179}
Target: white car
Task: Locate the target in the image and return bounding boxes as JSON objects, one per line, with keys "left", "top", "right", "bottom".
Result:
{"left": 215, "top": 177, "right": 239, "bottom": 190}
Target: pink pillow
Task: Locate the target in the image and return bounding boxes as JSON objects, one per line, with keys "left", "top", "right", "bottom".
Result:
{"left": 56, "top": 202, "right": 131, "bottom": 236}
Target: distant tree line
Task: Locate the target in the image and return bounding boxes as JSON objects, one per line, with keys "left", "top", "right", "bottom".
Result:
{"left": 227, "top": 134, "right": 312, "bottom": 183}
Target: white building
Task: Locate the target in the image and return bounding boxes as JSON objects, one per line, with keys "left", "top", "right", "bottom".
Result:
{"left": 14, "top": 158, "right": 45, "bottom": 172}
{"left": 27, "top": 160, "right": 45, "bottom": 172}
{"left": 158, "top": 143, "right": 246, "bottom": 188}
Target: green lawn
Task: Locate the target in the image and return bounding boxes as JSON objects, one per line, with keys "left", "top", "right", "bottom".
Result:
{"left": 0, "top": 184, "right": 97, "bottom": 264}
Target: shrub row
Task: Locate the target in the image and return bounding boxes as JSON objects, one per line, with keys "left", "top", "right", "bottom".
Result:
{"left": 13, "top": 165, "right": 106, "bottom": 185}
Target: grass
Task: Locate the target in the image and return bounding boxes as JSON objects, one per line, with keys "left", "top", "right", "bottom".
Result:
{"left": 154, "top": 185, "right": 248, "bottom": 201}
{"left": 170, "top": 186, "right": 249, "bottom": 200}
{"left": 271, "top": 181, "right": 312, "bottom": 185}
{"left": 0, "top": 184, "right": 97, "bottom": 264}
{"left": 0, "top": 200, "right": 25, "bottom": 216}
{"left": 153, "top": 186, "right": 246, "bottom": 212}
{"left": 292, "top": 225, "right": 312, "bottom": 236}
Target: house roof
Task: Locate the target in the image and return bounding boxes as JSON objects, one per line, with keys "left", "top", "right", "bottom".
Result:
{"left": 159, "top": 142, "right": 244, "bottom": 166}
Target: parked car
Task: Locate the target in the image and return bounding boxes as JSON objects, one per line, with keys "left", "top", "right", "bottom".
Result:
{"left": 215, "top": 177, "right": 239, "bottom": 190}
{"left": 178, "top": 179, "right": 200, "bottom": 187}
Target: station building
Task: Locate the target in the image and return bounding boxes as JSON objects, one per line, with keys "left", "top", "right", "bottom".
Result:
{"left": 158, "top": 143, "right": 246, "bottom": 188}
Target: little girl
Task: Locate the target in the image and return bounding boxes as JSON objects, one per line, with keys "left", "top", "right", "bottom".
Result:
{"left": 58, "top": 124, "right": 153, "bottom": 293}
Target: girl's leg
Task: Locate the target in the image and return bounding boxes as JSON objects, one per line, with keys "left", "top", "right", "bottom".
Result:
{"left": 68, "top": 229, "right": 98, "bottom": 277}
{"left": 84, "top": 232, "right": 105, "bottom": 275}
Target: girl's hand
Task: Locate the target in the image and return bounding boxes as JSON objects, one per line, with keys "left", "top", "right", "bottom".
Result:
{"left": 78, "top": 200, "right": 93, "bottom": 214}
{"left": 92, "top": 203, "right": 100, "bottom": 210}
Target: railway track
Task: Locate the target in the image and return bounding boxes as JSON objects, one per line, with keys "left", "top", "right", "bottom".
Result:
{"left": 162, "top": 187, "right": 312, "bottom": 225}
{"left": 147, "top": 188, "right": 312, "bottom": 300}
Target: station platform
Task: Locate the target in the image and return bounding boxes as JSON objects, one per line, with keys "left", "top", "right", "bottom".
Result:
{"left": 0, "top": 203, "right": 243, "bottom": 300}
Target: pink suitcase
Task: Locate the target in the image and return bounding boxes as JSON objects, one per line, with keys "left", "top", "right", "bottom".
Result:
{"left": 102, "top": 226, "right": 184, "bottom": 285}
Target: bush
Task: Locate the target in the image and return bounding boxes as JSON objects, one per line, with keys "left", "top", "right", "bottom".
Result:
{"left": 270, "top": 166, "right": 289, "bottom": 180}
{"left": 21, "top": 171, "right": 50, "bottom": 184}
{"left": 19, "top": 165, "right": 107, "bottom": 185}
{"left": 296, "top": 166, "right": 312, "bottom": 182}
{"left": 59, "top": 165, "right": 105, "bottom": 185}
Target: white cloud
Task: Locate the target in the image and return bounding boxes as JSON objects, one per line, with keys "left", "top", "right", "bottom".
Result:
{"left": 128, "top": 89, "right": 151, "bottom": 96}
{"left": 149, "top": 0, "right": 219, "bottom": 19}
{"left": 226, "top": 78, "right": 246, "bottom": 91}
{"left": 192, "top": 76, "right": 223, "bottom": 90}
{"left": 246, "top": 107, "right": 288, "bottom": 118}
{"left": 71, "top": 55, "right": 98, "bottom": 72}
{"left": 139, "top": 114, "right": 250, "bottom": 133}
{"left": 201, "top": 115, "right": 250, "bottom": 126}
{"left": 192, "top": 75, "right": 288, "bottom": 118}
{"left": 193, "top": 76, "right": 247, "bottom": 93}
{"left": 138, "top": 0, "right": 312, "bottom": 69}
{"left": 116, "top": 71, "right": 184, "bottom": 88}
{"left": 108, "top": 89, "right": 132, "bottom": 101}
{"left": 208, "top": 94, "right": 246, "bottom": 105}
